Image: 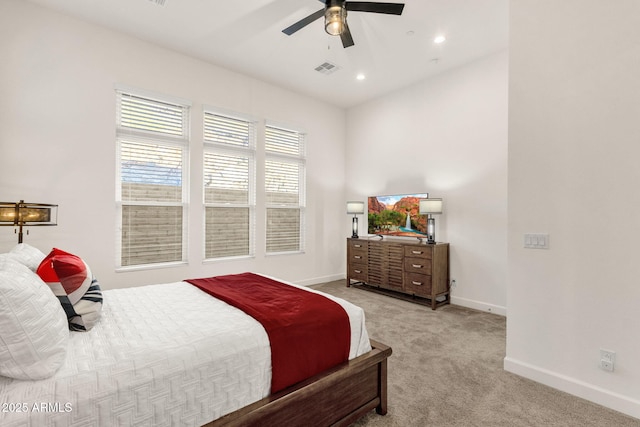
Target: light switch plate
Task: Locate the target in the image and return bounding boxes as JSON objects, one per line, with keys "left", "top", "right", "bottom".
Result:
{"left": 524, "top": 233, "right": 549, "bottom": 249}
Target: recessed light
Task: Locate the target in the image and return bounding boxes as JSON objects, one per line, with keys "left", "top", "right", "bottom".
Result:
{"left": 356, "top": 73, "right": 366, "bottom": 81}
{"left": 434, "top": 35, "right": 446, "bottom": 44}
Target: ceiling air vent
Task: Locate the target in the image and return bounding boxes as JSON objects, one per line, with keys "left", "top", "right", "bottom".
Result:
{"left": 148, "top": 0, "right": 167, "bottom": 6}
{"left": 315, "top": 61, "right": 340, "bottom": 75}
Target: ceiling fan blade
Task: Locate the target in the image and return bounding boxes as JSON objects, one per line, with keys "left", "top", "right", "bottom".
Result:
{"left": 282, "top": 8, "right": 325, "bottom": 35}
{"left": 345, "top": 2, "right": 405, "bottom": 15}
{"left": 340, "top": 22, "right": 355, "bottom": 48}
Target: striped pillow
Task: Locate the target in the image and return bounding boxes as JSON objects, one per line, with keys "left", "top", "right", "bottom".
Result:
{"left": 36, "top": 248, "right": 103, "bottom": 332}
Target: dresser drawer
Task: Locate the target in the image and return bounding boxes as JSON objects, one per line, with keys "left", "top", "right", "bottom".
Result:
{"left": 349, "top": 252, "right": 367, "bottom": 264}
{"left": 349, "top": 240, "right": 368, "bottom": 251}
{"left": 348, "top": 264, "right": 368, "bottom": 281}
{"left": 404, "top": 273, "right": 432, "bottom": 296}
{"left": 404, "top": 245, "right": 433, "bottom": 259}
{"left": 404, "top": 257, "right": 432, "bottom": 275}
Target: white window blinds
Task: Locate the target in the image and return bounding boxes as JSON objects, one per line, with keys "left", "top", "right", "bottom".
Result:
{"left": 265, "top": 124, "right": 306, "bottom": 254}
{"left": 203, "top": 111, "right": 256, "bottom": 259}
{"left": 116, "top": 91, "right": 189, "bottom": 268}
{"left": 120, "top": 94, "right": 186, "bottom": 137}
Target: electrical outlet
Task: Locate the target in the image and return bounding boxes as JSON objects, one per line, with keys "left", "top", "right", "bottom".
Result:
{"left": 600, "top": 359, "right": 614, "bottom": 372}
{"left": 450, "top": 279, "right": 457, "bottom": 288}
{"left": 600, "top": 349, "right": 616, "bottom": 372}
{"left": 600, "top": 349, "right": 616, "bottom": 363}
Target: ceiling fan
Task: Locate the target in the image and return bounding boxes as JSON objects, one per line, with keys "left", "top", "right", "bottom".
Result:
{"left": 282, "top": 0, "right": 405, "bottom": 48}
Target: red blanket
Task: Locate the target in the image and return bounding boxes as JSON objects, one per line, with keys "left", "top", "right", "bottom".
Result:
{"left": 185, "top": 273, "right": 351, "bottom": 393}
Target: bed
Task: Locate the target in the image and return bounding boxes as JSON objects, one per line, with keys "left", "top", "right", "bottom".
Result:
{"left": 0, "top": 245, "right": 391, "bottom": 427}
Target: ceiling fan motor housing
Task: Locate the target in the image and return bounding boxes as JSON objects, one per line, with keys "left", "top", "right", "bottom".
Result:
{"left": 326, "top": 0, "right": 345, "bottom": 7}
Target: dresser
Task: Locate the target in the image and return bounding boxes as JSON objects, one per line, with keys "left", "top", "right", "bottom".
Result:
{"left": 346, "top": 238, "right": 450, "bottom": 309}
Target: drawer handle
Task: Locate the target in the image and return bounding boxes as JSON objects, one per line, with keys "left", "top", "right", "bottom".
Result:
{"left": 354, "top": 270, "right": 362, "bottom": 274}
{"left": 354, "top": 255, "right": 362, "bottom": 259}
{"left": 412, "top": 264, "right": 423, "bottom": 268}
{"left": 411, "top": 250, "right": 423, "bottom": 255}
{"left": 412, "top": 281, "right": 423, "bottom": 286}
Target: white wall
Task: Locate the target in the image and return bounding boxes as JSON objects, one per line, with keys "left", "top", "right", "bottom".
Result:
{"left": 6, "top": 0, "right": 637, "bottom": 420}
{"left": 346, "top": 51, "right": 509, "bottom": 314}
{"left": 506, "top": 0, "right": 640, "bottom": 418}
{"left": 0, "top": 0, "right": 347, "bottom": 289}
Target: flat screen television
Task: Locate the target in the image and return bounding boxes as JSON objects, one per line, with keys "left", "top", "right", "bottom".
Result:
{"left": 367, "top": 193, "right": 429, "bottom": 238}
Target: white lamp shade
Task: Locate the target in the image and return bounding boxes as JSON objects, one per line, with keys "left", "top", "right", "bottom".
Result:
{"left": 419, "top": 198, "right": 443, "bottom": 215}
{"left": 346, "top": 201, "right": 365, "bottom": 214}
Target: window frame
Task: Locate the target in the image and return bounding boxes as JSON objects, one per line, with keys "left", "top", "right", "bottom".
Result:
{"left": 264, "top": 123, "right": 306, "bottom": 255}
{"left": 202, "top": 108, "right": 257, "bottom": 261}
{"left": 115, "top": 88, "right": 191, "bottom": 270}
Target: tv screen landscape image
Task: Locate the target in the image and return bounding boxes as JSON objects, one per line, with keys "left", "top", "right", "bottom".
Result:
{"left": 368, "top": 193, "right": 429, "bottom": 238}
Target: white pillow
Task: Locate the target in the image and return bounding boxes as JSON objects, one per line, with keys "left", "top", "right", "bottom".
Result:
{"left": 0, "top": 257, "right": 69, "bottom": 380}
{"left": 9, "top": 243, "right": 47, "bottom": 271}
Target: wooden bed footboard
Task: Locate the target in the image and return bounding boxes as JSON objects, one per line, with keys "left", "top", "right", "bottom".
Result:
{"left": 205, "top": 339, "right": 392, "bottom": 427}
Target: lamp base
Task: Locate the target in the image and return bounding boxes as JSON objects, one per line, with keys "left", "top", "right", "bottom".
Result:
{"left": 427, "top": 217, "right": 436, "bottom": 244}
{"left": 351, "top": 216, "right": 359, "bottom": 239}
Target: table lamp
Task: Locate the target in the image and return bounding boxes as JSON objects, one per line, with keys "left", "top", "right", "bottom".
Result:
{"left": 419, "top": 198, "right": 442, "bottom": 244}
{"left": 346, "top": 201, "right": 365, "bottom": 238}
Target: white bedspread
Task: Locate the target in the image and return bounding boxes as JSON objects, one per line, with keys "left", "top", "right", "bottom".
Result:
{"left": 0, "top": 278, "right": 371, "bottom": 426}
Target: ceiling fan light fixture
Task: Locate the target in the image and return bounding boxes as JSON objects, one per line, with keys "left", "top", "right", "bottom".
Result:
{"left": 325, "top": 5, "right": 347, "bottom": 36}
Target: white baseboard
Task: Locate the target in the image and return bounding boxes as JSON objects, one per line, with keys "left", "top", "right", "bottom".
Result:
{"left": 297, "top": 274, "right": 345, "bottom": 287}
{"left": 504, "top": 357, "right": 640, "bottom": 420}
{"left": 451, "top": 295, "right": 507, "bottom": 316}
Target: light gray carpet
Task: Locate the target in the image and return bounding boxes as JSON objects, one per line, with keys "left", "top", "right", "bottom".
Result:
{"left": 312, "top": 280, "right": 640, "bottom": 427}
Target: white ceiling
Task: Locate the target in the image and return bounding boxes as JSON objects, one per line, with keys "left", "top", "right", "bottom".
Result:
{"left": 25, "top": 0, "right": 508, "bottom": 108}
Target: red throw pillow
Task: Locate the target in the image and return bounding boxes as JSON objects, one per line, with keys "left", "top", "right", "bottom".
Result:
{"left": 37, "top": 248, "right": 103, "bottom": 331}
{"left": 38, "top": 248, "right": 89, "bottom": 303}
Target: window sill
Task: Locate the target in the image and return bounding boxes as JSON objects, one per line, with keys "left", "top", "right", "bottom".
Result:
{"left": 202, "top": 255, "right": 255, "bottom": 264}
{"left": 265, "top": 250, "right": 306, "bottom": 257}
{"left": 116, "top": 261, "right": 188, "bottom": 273}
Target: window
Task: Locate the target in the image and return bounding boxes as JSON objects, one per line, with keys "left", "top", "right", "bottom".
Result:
{"left": 203, "top": 111, "right": 256, "bottom": 259}
{"left": 116, "top": 90, "right": 190, "bottom": 268}
{"left": 265, "top": 124, "right": 306, "bottom": 254}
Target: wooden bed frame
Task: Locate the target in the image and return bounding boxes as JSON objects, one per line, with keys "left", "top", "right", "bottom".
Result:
{"left": 205, "top": 339, "right": 392, "bottom": 427}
